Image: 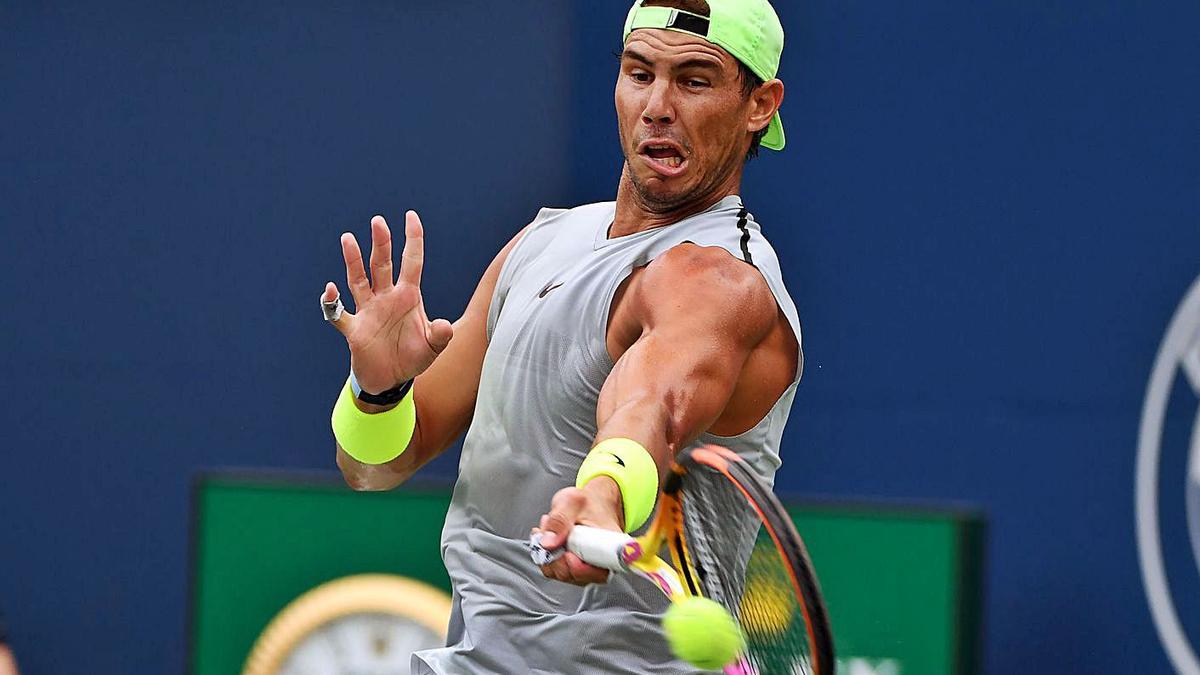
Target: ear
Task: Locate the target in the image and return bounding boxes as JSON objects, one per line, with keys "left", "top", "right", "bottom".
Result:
{"left": 747, "top": 79, "right": 784, "bottom": 135}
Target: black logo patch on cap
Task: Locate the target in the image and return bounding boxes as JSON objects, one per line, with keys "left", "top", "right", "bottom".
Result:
{"left": 667, "top": 9, "right": 710, "bottom": 37}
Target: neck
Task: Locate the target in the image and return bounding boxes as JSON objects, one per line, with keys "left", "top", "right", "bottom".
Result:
{"left": 610, "top": 164, "right": 743, "bottom": 238}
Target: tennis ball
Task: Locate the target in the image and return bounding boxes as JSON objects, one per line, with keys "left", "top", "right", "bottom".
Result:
{"left": 734, "top": 550, "right": 792, "bottom": 634}
{"left": 663, "top": 597, "right": 745, "bottom": 670}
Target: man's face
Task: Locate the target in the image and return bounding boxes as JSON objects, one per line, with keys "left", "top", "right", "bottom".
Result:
{"left": 616, "top": 29, "right": 757, "bottom": 212}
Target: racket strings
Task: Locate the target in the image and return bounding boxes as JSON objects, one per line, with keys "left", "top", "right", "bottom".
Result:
{"left": 681, "top": 464, "right": 815, "bottom": 675}
{"left": 681, "top": 466, "right": 756, "bottom": 605}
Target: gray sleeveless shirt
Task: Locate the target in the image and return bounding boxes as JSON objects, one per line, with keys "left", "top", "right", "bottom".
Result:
{"left": 413, "top": 195, "right": 803, "bottom": 675}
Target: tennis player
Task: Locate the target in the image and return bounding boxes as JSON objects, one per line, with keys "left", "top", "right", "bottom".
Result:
{"left": 323, "top": 0, "right": 800, "bottom": 671}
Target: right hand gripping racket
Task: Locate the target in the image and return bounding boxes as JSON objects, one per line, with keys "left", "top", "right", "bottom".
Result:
{"left": 529, "top": 445, "right": 835, "bottom": 675}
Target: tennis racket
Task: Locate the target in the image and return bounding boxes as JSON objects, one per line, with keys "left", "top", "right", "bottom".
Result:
{"left": 528, "top": 444, "right": 835, "bottom": 675}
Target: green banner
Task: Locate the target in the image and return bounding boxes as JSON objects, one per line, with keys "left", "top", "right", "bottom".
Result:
{"left": 189, "top": 474, "right": 982, "bottom": 675}
{"left": 791, "top": 507, "right": 983, "bottom": 675}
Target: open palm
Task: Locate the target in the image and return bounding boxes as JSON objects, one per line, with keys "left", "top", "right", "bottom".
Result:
{"left": 322, "top": 211, "right": 454, "bottom": 395}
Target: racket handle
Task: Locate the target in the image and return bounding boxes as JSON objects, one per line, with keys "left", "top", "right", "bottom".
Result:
{"left": 567, "top": 525, "right": 643, "bottom": 572}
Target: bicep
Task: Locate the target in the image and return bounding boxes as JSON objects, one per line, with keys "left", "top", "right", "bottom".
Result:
{"left": 597, "top": 320, "right": 750, "bottom": 451}
{"left": 595, "top": 245, "right": 778, "bottom": 453}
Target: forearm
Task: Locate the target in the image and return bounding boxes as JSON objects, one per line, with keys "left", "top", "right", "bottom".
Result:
{"left": 331, "top": 311, "right": 483, "bottom": 491}
{"left": 594, "top": 395, "right": 677, "bottom": 476}
{"left": 595, "top": 339, "right": 734, "bottom": 478}
{"left": 336, "top": 443, "right": 427, "bottom": 491}
{"left": 334, "top": 387, "right": 450, "bottom": 491}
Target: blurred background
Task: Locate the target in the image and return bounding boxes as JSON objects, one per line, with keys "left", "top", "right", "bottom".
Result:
{"left": 2, "top": 1, "right": 1198, "bottom": 673}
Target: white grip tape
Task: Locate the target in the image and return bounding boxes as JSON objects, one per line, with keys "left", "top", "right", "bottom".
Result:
{"left": 567, "top": 525, "right": 640, "bottom": 572}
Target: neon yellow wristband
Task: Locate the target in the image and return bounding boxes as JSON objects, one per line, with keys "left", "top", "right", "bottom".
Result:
{"left": 331, "top": 378, "right": 415, "bottom": 465}
{"left": 576, "top": 438, "right": 659, "bottom": 533}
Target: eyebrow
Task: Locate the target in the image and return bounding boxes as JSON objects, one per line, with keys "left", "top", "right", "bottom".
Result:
{"left": 621, "top": 47, "right": 724, "bottom": 74}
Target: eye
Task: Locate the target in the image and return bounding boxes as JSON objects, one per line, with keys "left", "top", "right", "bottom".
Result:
{"left": 630, "top": 70, "right": 652, "bottom": 83}
{"left": 684, "top": 78, "right": 710, "bottom": 89}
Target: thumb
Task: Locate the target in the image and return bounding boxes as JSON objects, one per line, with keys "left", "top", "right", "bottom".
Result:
{"left": 427, "top": 318, "right": 454, "bottom": 354}
{"left": 539, "top": 510, "right": 576, "bottom": 550}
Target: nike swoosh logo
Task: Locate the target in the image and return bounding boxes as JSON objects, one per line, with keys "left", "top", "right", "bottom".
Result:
{"left": 606, "top": 452, "right": 626, "bottom": 467}
{"left": 538, "top": 282, "right": 565, "bottom": 299}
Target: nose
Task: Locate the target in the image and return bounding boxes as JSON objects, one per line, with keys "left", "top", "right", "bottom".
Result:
{"left": 641, "top": 79, "right": 675, "bottom": 126}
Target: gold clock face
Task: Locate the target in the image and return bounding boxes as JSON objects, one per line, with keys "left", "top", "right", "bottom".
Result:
{"left": 243, "top": 574, "right": 452, "bottom": 675}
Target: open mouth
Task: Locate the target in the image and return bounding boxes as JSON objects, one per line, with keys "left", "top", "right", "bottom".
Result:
{"left": 637, "top": 140, "right": 688, "bottom": 175}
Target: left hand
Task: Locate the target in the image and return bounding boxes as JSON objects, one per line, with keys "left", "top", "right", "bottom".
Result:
{"left": 534, "top": 479, "right": 624, "bottom": 586}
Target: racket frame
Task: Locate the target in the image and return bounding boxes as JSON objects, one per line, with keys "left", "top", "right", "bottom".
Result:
{"left": 554, "top": 445, "right": 835, "bottom": 675}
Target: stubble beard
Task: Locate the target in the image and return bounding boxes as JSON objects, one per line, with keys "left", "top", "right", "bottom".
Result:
{"left": 621, "top": 149, "right": 740, "bottom": 216}
{"left": 623, "top": 162, "right": 691, "bottom": 214}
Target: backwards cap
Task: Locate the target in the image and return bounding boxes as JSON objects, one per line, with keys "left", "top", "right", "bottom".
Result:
{"left": 623, "top": 0, "right": 786, "bottom": 151}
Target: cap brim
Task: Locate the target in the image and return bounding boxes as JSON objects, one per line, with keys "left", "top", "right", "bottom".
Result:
{"left": 761, "top": 112, "right": 785, "bottom": 151}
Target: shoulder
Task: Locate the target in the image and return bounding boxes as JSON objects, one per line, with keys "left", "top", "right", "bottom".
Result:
{"left": 636, "top": 243, "right": 777, "bottom": 340}
{"left": 643, "top": 243, "right": 773, "bottom": 303}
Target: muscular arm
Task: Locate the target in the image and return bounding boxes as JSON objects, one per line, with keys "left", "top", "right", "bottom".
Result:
{"left": 538, "top": 244, "right": 795, "bottom": 582}
{"left": 335, "top": 225, "right": 527, "bottom": 491}
{"left": 596, "top": 243, "right": 782, "bottom": 474}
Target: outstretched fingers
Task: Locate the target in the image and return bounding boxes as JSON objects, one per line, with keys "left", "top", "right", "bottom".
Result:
{"left": 340, "top": 232, "right": 372, "bottom": 307}
{"left": 369, "top": 215, "right": 394, "bottom": 290}
{"left": 399, "top": 210, "right": 425, "bottom": 288}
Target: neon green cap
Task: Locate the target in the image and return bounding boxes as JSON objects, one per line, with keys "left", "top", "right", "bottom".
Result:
{"left": 623, "top": 0, "right": 786, "bottom": 151}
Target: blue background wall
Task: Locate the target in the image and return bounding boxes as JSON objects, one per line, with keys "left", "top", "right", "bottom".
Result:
{"left": 2, "top": 1, "right": 1198, "bottom": 674}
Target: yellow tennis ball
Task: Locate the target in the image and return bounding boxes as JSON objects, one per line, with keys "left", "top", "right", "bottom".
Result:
{"left": 739, "top": 574, "right": 795, "bottom": 636}
{"left": 663, "top": 597, "right": 745, "bottom": 670}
